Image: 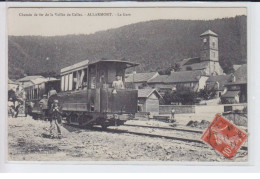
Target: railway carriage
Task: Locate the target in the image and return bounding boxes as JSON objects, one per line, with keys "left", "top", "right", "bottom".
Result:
{"left": 24, "top": 78, "right": 60, "bottom": 119}
{"left": 57, "top": 59, "right": 139, "bottom": 129}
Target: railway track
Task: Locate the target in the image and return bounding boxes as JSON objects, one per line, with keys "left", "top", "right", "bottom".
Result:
{"left": 124, "top": 124, "right": 203, "bottom": 134}
{"left": 63, "top": 123, "right": 248, "bottom": 151}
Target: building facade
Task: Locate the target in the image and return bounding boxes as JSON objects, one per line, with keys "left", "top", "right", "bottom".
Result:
{"left": 178, "top": 30, "right": 224, "bottom": 76}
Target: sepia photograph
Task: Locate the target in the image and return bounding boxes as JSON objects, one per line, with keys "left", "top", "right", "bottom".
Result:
{"left": 7, "top": 7, "right": 248, "bottom": 162}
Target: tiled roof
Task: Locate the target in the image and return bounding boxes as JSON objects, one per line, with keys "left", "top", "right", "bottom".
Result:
{"left": 16, "top": 75, "right": 44, "bottom": 82}
{"left": 182, "top": 57, "right": 200, "bottom": 65}
{"left": 31, "top": 78, "right": 48, "bottom": 85}
{"left": 206, "top": 74, "right": 231, "bottom": 91}
{"left": 31, "top": 77, "right": 59, "bottom": 85}
{"left": 227, "top": 64, "right": 247, "bottom": 85}
{"left": 125, "top": 72, "right": 158, "bottom": 83}
{"left": 200, "top": 30, "right": 218, "bottom": 37}
{"left": 138, "top": 88, "right": 162, "bottom": 99}
{"left": 8, "top": 79, "right": 17, "bottom": 84}
{"left": 180, "top": 61, "right": 209, "bottom": 71}
{"left": 233, "top": 65, "right": 242, "bottom": 71}
{"left": 147, "top": 75, "right": 168, "bottom": 83}
{"left": 148, "top": 70, "right": 205, "bottom": 84}
{"left": 166, "top": 70, "right": 205, "bottom": 83}
{"left": 221, "top": 90, "right": 240, "bottom": 98}
{"left": 178, "top": 57, "right": 197, "bottom": 67}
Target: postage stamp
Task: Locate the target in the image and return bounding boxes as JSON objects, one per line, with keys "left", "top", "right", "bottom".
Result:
{"left": 201, "top": 114, "right": 248, "bottom": 159}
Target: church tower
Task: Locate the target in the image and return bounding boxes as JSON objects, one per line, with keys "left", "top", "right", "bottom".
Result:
{"left": 200, "top": 30, "right": 223, "bottom": 75}
{"left": 200, "top": 30, "right": 219, "bottom": 62}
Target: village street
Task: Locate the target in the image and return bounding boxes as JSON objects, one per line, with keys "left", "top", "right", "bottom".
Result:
{"left": 8, "top": 115, "right": 248, "bottom": 162}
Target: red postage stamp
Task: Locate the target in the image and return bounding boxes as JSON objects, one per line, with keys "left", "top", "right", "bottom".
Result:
{"left": 201, "top": 114, "right": 248, "bottom": 159}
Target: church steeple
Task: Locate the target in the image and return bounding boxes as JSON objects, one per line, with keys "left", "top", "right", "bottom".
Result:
{"left": 200, "top": 30, "right": 219, "bottom": 62}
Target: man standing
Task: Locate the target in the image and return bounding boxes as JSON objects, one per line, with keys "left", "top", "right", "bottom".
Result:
{"left": 49, "top": 100, "right": 62, "bottom": 139}
{"left": 170, "top": 108, "right": 176, "bottom": 123}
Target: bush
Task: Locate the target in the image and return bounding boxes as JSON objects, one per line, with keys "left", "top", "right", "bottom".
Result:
{"left": 163, "top": 88, "right": 198, "bottom": 105}
{"left": 198, "top": 87, "right": 217, "bottom": 100}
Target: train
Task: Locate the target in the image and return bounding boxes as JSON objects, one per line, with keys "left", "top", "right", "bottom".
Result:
{"left": 24, "top": 59, "right": 139, "bottom": 129}
{"left": 23, "top": 77, "right": 61, "bottom": 119}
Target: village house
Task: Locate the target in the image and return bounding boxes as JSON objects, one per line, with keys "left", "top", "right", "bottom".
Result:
{"left": 8, "top": 79, "right": 19, "bottom": 91}
{"left": 146, "top": 29, "right": 227, "bottom": 96}
{"left": 15, "top": 75, "right": 59, "bottom": 100}
{"left": 15, "top": 75, "right": 45, "bottom": 88}
{"left": 221, "top": 64, "right": 247, "bottom": 104}
{"left": 125, "top": 72, "right": 159, "bottom": 89}
{"left": 147, "top": 70, "right": 208, "bottom": 95}
{"left": 205, "top": 74, "right": 231, "bottom": 98}
{"left": 137, "top": 88, "right": 162, "bottom": 116}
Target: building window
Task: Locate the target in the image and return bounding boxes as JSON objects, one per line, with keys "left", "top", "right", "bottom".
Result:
{"left": 212, "top": 42, "right": 216, "bottom": 48}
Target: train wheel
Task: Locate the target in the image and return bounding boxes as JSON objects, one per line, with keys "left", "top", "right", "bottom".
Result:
{"left": 66, "top": 115, "right": 71, "bottom": 124}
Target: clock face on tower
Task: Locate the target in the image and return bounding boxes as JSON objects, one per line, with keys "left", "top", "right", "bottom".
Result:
{"left": 203, "top": 38, "right": 207, "bottom": 43}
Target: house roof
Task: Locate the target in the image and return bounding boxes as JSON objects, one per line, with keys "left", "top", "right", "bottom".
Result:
{"left": 206, "top": 74, "right": 231, "bottom": 91}
{"left": 233, "top": 65, "right": 242, "bottom": 71}
{"left": 8, "top": 79, "right": 17, "bottom": 84}
{"left": 200, "top": 30, "right": 218, "bottom": 37}
{"left": 148, "top": 70, "right": 205, "bottom": 84}
{"left": 31, "top": 78, "right": 48, "bottom": 85}
{"left": 16, "top": 75, "right": 44, "bottom": 82}
{"left": 180, "top": 61, "right": 210, "bottom": 71}
{"left": 138, "top": 88, "right": 162, "bottom": 99}
{"left": 147, "top": 75, "right": 169, "bottom": 83}
{"left": 226, "top": 64, "right": 247, "bottom": 85}
{"left": 182, "top": 57, "right": 201, "bottom": 66}
{"left": 125, "top": 72, "right": 158, "bottom": 83}
{"left": 221, "top": 90, "right": 240, "bottom": 98}
{"left": 177, "top": 57, "right": 211, "bottom": 71}
{"left": 22, "top": 82, "right": 35, "bottom": 88}
{"left": 166, "top": 70, "right": 205, "bottom": 83}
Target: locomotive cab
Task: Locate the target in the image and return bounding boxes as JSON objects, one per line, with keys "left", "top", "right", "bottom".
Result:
{"left": 58, "top": 59, "right": 139, "bottom": 129}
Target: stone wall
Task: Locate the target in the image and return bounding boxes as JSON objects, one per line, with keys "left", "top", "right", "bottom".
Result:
{"left": 159, "top": 105, "right": 195, "bottom": 114}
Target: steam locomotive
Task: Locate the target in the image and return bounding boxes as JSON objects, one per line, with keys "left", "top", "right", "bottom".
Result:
{"left": 25, "top": 59, "right": 139, "bottom": 129}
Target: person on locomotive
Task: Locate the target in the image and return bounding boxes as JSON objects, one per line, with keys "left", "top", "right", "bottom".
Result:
{"left": 49, "top": 99, "right": 62, "bottom": 139}
{"left": 39, "top": 94, "right": 48, "bottom": 120}
{"left": 112, "top": 75, "right": 125, "bottom": 90}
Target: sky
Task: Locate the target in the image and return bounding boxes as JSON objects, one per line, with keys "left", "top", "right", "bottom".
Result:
{"left": 8, "top": 7, "right": 247, "bottom": 36}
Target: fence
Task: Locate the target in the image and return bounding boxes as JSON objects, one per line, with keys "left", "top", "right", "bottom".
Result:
{"left": 159, "top": 103, "right": 247, "bottom": 115}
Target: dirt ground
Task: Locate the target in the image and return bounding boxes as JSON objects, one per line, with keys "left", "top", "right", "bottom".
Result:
{"left": 8, "top": 116, "right": 248, "bottom": 162}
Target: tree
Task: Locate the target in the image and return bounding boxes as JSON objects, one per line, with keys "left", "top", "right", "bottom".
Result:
{"left": 198, "top": 87, "right": 217, "bottom": 100}
{"left": 179, "top": 89, "right": 198, "bottom": 105}
{"left": 163, "top": 88, "right": 198, "bottom": 105}
{"left": 172, "top": 63, "right": 181, "bottom": 72}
